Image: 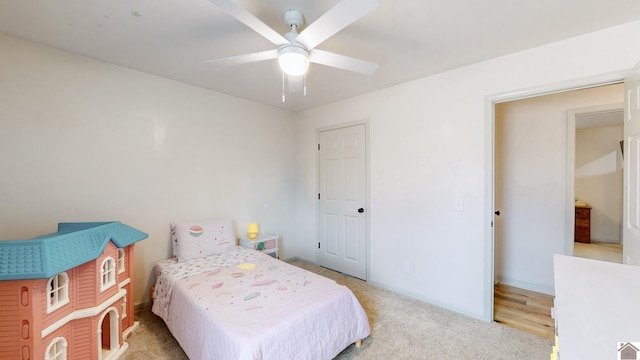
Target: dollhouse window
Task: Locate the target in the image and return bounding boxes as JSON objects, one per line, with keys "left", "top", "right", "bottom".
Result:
{"left": 45, "top": 337, "right": 67, "bottom": 360}
{"left": 47, "top": 273, "right": 69, "bottom": 313}
{"left": 117, "top": 248, "right": 125, "bottom": 274}
{"left": 100, "top": 257, "right": 116, "bottom": 291}
{"left": 122, "top": 294, "right": 127, "bottom": 319}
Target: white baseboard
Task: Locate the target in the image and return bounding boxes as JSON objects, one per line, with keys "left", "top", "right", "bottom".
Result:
{"left": 497, "top": 276, "right": 555, "bottom": 296}
{"left": 367, "top": 280, "right": 486, "bottom": 322}
{"left": 590, "top": 238, "right": 621, "bottom": 244}
{"left": 283, "top": 255, "right": 318, "bottom": 266}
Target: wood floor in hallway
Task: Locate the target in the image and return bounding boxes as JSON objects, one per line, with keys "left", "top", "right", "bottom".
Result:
{"left": 574, "top": 241, "right": 622, "bottom": 263}
{"left": 493, "top": 283, "right": 555, "bottom": 340}
{"left": 493, "top": 241, "right": 622, "bottom": 340}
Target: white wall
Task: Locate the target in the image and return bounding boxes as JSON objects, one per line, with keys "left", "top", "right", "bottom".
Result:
{"left": 494, "top": 85, "right": 623, "bottom": 294}
{"left": 293, "top": 20, "right": 640, "bottom": 320}
{"left": 576, "top": 125, "right": 623, "bottom": 243}
{"left": 0, "top": 34, "right": 296, "bottom": 304}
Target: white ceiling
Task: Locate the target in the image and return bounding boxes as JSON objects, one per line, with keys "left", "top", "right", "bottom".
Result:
{"left": 576, "top": 109, "right": 624, "bottom": 129}
{"left": 2, "top": 0, "right": 640, "bottom": 112}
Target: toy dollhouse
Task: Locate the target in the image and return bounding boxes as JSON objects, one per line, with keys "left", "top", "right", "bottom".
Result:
{"left": 0, "top": 221, "right": 148, "bottom": 360}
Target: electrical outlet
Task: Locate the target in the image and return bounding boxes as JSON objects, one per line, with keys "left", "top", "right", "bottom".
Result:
{"left": 403, "top": 262, "right": 411, "bottom": 274}
{"left": 455, "top": 199, "right": 464, "bottom": 211}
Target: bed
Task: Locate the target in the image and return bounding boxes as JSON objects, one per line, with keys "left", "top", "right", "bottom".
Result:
{"left": 151, "top": 219, "right": 370, "bottom": 360}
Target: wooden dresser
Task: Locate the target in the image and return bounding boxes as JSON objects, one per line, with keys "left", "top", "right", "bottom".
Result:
{"left": 574, "top": 205, "right": 591, "bottom": 243}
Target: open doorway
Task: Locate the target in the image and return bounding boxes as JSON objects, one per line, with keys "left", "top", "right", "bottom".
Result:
{"left": 492, "top": 82, "right": 624, "bottom": 338}
{"left": 570, "top": 106, "right": 624, "bottom": 264}
{"left": 99, "top": 308, "right": 120, "bottom": 360}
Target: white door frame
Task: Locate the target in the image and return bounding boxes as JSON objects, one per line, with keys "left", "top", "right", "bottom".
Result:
{"left": 316, "top": 119, "right": 370, "bottom": 280}
{"left": 483, "top": 71, "right": 627, "bottom": 322}
{"left": 566, "top": 103, "right": 624, "bottom": 253}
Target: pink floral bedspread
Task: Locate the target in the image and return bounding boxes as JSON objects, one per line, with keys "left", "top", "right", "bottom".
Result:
{"left": 152, "top": 247, "right": 254, "bottom": 321}
{"left": 151, "top": 246, "right": 370, "bottom": 360}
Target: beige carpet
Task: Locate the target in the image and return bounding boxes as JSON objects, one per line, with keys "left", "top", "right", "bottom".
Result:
{"left": 122, "top": 260, "right": 552, "bottom": 360}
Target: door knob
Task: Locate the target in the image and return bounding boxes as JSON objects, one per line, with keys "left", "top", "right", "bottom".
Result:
{"left": 494, "top": 210, "right": 501, "bottom": 216}
{"left": 358, "top": 208, "right": 365, "bottom": 213}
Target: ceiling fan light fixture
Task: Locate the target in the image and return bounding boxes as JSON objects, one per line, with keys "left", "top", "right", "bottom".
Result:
{"left": 278, "top": 46, "right": 309, "bottom": 76}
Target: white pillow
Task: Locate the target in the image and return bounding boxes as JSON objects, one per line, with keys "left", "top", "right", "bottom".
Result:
{"left": 172, "top": 219, "right": 236, "bottom": 262}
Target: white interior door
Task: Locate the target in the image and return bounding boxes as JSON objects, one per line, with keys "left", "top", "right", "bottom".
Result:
{"left": 623, "top": 61, "right": 640, "bottom": 266}
{"left": 318, "top": 124, "right": 367, "bottom": 280}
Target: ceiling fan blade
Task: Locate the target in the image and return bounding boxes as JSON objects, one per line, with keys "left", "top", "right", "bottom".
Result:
{"left": 295, "top": 0, "right": 379, "bottom": 50}
{"left": 205, "top": 49, "right": 278, "bottom": 66}
{"left": 208, "top": 0, "right": 290, "bottom": 46}
{"left": 309, "top": 49, "right": 379, "bottom": 75}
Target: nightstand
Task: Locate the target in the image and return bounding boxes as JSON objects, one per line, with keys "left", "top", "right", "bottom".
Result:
{"left": 574, "top": 205, "right": 591, "bottom": 243}
{"left": 239, "top": 233, "right": 279, "bottom": 258}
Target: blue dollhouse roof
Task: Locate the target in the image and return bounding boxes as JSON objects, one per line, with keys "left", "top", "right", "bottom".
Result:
{"left": 0, "top": 222, "right": 148, "bottom": 281}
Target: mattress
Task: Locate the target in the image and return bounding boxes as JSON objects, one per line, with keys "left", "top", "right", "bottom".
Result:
{"left": 152, "top": 246, "right": 370, "bottom": 360}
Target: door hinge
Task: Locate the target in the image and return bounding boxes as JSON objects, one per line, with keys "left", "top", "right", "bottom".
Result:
{"left": 318, "top": 193, "right": 320, "bottom": 200}
{"left": 317, "top": 143, "right": 320, "bottom": 151}
{"left": 318, "top": 242, "right": 320, "bottom": 249}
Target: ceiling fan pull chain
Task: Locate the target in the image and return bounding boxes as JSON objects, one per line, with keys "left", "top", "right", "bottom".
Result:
{"left": 304, "top": 73, "right": 307, "bottom": 96}
{"left": 282, "top": 71, "right": 286, "bottom": 103}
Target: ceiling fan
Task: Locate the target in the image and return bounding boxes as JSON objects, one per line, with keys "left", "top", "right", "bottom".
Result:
{"left": 205, "top": 0, "right": 380, "bottom": 80}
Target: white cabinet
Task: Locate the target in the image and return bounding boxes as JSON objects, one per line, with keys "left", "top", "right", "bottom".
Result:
{"left": 553, "top": 255, "right": 640, "bottom": 359}
{"left": 239, "top": 233, "right": 278, "bottom": 258}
